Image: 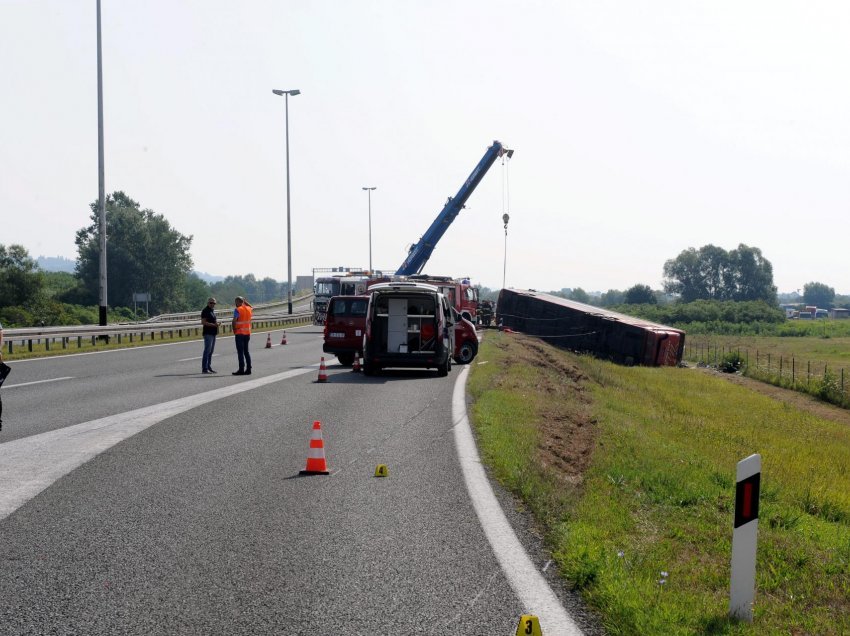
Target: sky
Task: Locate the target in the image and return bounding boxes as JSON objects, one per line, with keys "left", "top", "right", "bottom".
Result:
{"left": 1, "top": 1, "right": 848, "bottom": 295}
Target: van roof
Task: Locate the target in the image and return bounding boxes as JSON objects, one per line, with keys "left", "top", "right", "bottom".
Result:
{"left": 369, "top": 281, "right": 440, "bottom": 293}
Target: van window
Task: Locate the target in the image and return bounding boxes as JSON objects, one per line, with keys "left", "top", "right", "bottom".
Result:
{"left": 329, "top": 298, "right": 368, "bottom": 317}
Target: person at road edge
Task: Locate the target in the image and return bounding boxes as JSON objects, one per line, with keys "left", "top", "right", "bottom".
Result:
{"left": 0, "top": 321, "right": 9, "bottom": 431}
{"left": 200, "top": 297, "right": 219, "bottom": 374}
{"left": 232, "top": 296, "right": 253, "bottom": 376}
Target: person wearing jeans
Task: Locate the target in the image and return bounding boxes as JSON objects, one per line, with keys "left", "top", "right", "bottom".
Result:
{"left": 231, "top": 296, "right": 253, "bottom": 375}
{"left": 201, "top": 297, "right": 219, "bottom": 373}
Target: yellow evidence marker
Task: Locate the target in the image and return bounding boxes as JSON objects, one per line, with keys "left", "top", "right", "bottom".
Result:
{"left": 516, "top": 614, "right": 542, "bottom": 636}
{"left": 374, "top": 464, "right": 389, "bottom": 477}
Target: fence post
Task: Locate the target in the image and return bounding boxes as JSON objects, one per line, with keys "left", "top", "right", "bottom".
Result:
{"left": 77, "top": 336, "right": 82, "bottom": 348}
{"left": 767, "top": 354, "right": 770, "bottom": 373}
{"left": 792, "top": 358, "right": 795, "bottom": 386}
{"left": 779, "top": 357, "right": 782, "bottom": 381}
{"left": 92, "top": 335, "right": 96, "bottom": 346}
{"left": 6, "top": 341, "right": 10, "bottom": 355}
{"left": 46, "top": 338, "right": 50, "bottom": 351}
{"left": 28, "top": 339, "right": 33, "bottom": 352}
{"left": 807, "top": 360, "right": 811, "bottom": 387}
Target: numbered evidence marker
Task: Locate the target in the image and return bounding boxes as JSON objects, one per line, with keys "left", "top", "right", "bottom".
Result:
{"left": 729, "top": 453, "right": 761, "bottom": 622}
{"left": 515, "top": 614, "right": 542, "bottom": 636}
{"left": 374, "top": 464, "right": 388, "bottom": 478}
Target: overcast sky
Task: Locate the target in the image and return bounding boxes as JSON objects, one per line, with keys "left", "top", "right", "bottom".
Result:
{"left": 2, "top": 1, "right": 848, "bottom": 295}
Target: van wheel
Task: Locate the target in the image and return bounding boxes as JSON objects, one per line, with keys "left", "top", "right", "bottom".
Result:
{"left": 337, "top": 352, "right": 355, "bottom": 366}
{"left": 437, "top": 356, "right": 450, "bottom": 377}
{"left": 454, "top": 341, "right": 478, "bottom": 364}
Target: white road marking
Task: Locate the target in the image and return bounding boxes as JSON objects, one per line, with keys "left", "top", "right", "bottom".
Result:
{"left": 0, "top": 364, "right": 318, "bottom": 521}
{"left": 177, "top": 354, "right": 221, "bottom": 363}
{"left": 2, "top": 377, "right": 74, "bottom": 390}
{"left": 452, "top": 366, "right": 583, "bottom": 636}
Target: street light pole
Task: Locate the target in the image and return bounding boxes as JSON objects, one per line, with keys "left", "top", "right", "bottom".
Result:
{"left": 96, "top": 0, "right": 107, "bottom": 326}
{"left": 273, "top": 88, "right": 301, "bottom": 314}
{"left": 362, "top": 187, "right": 376, "bottom": 271}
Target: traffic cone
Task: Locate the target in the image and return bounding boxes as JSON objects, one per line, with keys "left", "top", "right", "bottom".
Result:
{"left": 265, "top": 333, "right": 272, "bottom": 348}
{"left": 352, "top": 355, "right": 361, "bottom": 372}
{"left": 280, "top": 330, "right": 287, "bottom": 345}
{"left": 317, "top": 357, "right": 328, "bottom": 382}
{"left": 299, "top": 420, "right": 330, "bottom": 475}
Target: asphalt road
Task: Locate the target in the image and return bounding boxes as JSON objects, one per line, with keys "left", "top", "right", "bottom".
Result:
{"left": 0, "top": 327, "right": 598, "bottom": 635}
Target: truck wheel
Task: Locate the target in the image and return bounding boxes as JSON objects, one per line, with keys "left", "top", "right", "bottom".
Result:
{"left": 454, "top": 341, "right": 478, "bottom": 364}
{"left": 337, "top": 352, "right": 355, "bottom": 366}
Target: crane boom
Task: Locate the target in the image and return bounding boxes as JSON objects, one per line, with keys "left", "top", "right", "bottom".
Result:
{"left": 395, "top": 140, "right": 512, "bottom": 276}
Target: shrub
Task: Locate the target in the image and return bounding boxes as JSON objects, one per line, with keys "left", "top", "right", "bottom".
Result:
{"left": 718, "top": 351, "right": 744, "bottom": 373}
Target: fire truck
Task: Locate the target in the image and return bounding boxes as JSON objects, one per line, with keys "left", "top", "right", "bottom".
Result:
{"left": 313, "top": 270, "right": 371, "bottom": 325}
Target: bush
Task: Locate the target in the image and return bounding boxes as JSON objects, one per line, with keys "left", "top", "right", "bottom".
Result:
{"left": 718, "top": 351, "right": 744, "bottom": 373}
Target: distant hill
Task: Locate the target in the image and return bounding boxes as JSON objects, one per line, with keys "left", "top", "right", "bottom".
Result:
{"left": 37, "top": 255, "right": 76, "bottom": 273}
{"left": 193, "top": 270, "right": 224, "bottom": 284}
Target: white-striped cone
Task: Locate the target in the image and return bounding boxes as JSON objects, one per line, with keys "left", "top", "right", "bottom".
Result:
{"left": 299, "top": 420, "right": 330, "bottom": 475}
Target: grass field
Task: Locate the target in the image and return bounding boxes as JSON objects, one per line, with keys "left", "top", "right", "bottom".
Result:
{"left": 467, "top": 332, "right": 850, "bottom": 635}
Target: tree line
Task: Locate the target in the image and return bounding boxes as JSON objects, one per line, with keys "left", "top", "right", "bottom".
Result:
{"left": 0, "top": 192, "right": 290, "bottom": 327}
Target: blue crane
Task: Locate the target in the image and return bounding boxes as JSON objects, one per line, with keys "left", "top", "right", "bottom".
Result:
{"left": 395, "top": 140, "right": 513, "bottom": 276}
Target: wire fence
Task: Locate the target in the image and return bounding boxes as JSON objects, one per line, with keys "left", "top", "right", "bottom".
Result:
{"left": 684, "top": 342, "right": 850, "bottom": 409}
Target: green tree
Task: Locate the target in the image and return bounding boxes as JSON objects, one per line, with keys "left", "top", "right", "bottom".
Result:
{"left": 663, "top": 244, "right": 776, "bottom": 303}
{"left": 0, "top": 243, "right": 44, "bottom": 308}
{"left": 599, "top": 289, "right": 625, "bottom": 307}
{"left": 803, "top": 281, "right": 835, "bottom": 308}
{"left": 728, "top": 244, "right": 777, "bottom": 302}
{"left": 75, "top": 192, "right": 193, "bottom": 313}
{"left": 624, "top": 284, "right": 657, "bottom": 304}
{"left": 182, "top": 272, "right": 211, "bottom": 311}
{"left": 569, "top": 288, "right": 590, "bottom": 303}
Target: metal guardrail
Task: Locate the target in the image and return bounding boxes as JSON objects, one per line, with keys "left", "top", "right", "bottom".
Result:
{"left": 2, "top": 311, "right": 314, "bottom": 356}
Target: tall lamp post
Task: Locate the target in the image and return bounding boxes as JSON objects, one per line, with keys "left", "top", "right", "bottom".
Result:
{"left": 362, "top": 187, "right": 376, "bottom": 271}
{"left": 272, "top": 88, "right": 301, "bottom": 314}
{"left": 96, "top": 0, "right": 107, "bottom": 326}
{"left": 502, "top": 213, "right": 510, "bottom": 290}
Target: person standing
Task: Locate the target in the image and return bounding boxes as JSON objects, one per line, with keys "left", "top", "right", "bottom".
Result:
{"left": 232, "top": 296, "right": 253, "bottom": 375}
{"left": 0, "top": 321, "right": 8, "bottom": 431}
{"left": 200, "top": 297, "right": 219, "bottom": 373}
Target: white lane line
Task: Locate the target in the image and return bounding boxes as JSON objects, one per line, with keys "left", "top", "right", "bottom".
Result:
{"left": 0, "top": 364, "right": 318, "bottom": 521}
{"left": 177, "top": 354, "right": 221, "bottom": 363}
{"left": 2, "top": 377, "right": 74, "bottom": 390}
{"left": 452, "top": 366, "right": 583, "bottom": 636}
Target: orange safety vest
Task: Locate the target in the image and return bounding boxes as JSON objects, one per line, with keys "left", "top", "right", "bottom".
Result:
{"left": 234, "top": 305, "right": 253, "bottom": 335}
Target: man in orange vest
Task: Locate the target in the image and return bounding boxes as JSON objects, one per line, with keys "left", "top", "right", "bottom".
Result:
{"left": 231, "top": 296, "right": 254, "bottom": 375}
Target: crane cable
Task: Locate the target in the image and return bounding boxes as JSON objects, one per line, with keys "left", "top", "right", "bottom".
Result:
{"left": 501, "top": 151, "right": 511, "bottom": 289}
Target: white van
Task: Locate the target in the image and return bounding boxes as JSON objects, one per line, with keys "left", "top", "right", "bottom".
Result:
{"left": 362, "top": 282, "right": 455, "bottom": 376}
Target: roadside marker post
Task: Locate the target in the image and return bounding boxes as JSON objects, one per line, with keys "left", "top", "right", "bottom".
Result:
{"left": 729, "top": 453, "right": 761, "bottom": 622}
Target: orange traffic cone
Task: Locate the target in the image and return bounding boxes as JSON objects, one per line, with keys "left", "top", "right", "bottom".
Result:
{"left": 299, "top": 420, "right": 330, "bottom": 475}
{"left": 317, "top": 357, "right": 328, "bottom": 382}
{"left": 265, "top": 333, "right": 272, "bottom": 348}
{"left": 280, "top": 330, "right": 287, "bottom": 345}
{"left": 352, "top": 356, "right": 361, "bottom": 372}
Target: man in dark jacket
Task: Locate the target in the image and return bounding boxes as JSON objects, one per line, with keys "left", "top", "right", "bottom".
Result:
{"left": 200, "top": 298, "right": 219, "bottom": 374}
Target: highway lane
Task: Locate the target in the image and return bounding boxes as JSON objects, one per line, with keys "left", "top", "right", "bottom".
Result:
{"left": 0, "top": 329, "right": 594, "bottom": 634}
{"left": 0, "top": 326, "right": 321, "bottom": 442}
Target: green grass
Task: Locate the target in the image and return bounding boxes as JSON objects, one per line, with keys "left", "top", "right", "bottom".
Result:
{"left": 468, "top": 333, "right": 850, "bottom": 635}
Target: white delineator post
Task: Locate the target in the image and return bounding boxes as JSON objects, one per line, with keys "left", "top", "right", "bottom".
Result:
{"left": 729, "top": 453, "right": 761, "bottom": 622}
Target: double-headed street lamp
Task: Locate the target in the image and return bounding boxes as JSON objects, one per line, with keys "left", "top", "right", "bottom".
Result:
{"left": 272, "top": 88, "right": 301, "bottom": 314}
{"left": 362, "top": 186, "right": 376, "bottom": 271}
